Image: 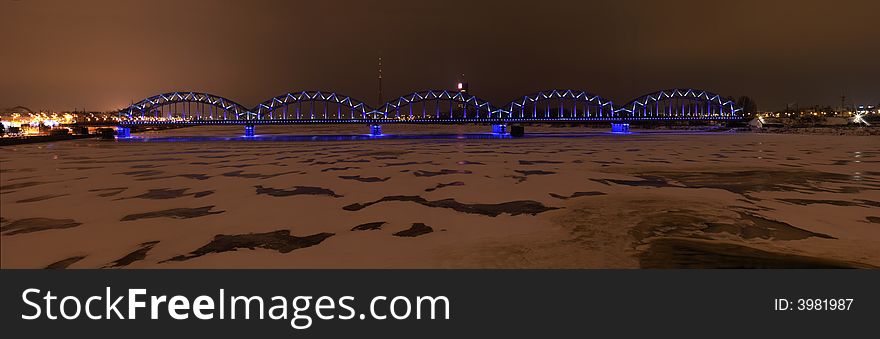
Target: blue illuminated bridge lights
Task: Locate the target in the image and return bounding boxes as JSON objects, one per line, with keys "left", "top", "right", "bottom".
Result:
{"left": 111, "top": 88, "right": 744, "bottom": 137}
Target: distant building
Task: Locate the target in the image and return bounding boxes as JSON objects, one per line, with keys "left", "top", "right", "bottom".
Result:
{"left": 856, "top": 104, "right": 877, "bottom": 115}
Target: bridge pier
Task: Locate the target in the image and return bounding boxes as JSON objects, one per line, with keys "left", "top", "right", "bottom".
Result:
{"left": 244, "top": 124, "right": 255, "bottom": 137}
{"left": 369, "top": 124, "right": 382, "bottom": 136}
{"left": 116, "top": 126, "right": 130, "bottom": 138}
{"left": 611, "top": 123, "right": 630, "bottom": 133}
{"left": 491, "top": 124, "right": 508, "bottom": 134}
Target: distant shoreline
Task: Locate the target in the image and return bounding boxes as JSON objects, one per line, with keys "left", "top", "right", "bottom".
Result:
{"left": 750, "top": 126, "right": 878, "bottom": 136}
{"left": 0, "top": 134, "right": 94, "bottom": 146}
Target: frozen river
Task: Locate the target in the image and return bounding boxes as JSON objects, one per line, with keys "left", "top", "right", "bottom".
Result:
{"left": 1, "top": 125, "right": 878, "bottom": 268}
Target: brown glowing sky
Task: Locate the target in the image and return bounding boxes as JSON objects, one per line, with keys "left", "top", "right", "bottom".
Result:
{"left": 2, "top": 0, "right": 878, "bottom": 112}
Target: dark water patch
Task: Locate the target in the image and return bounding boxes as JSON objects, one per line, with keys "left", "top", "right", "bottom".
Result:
{"left": 343, "top": 195, "right": 557, "bottom": 217}
{"left": 124, "top": 188, "right": 190, "bottom": 200}
{"left": 45, "top": 256, "right": 87, "bottom": 269}
{"left": 351, "top": 221, "right": 386, "bottom": 231}
{"left": 856, "top": 200, "right": 880, "bottom": 208}
{"left": 179, "top": 173, "right": 212, "bottom": 180}
{"left": 548, "top": 191, "right": 606, "bottom": 200}
{"left": 8, "top": 175, "right": 43, "bottom": 181}
{"left": 778, "top": 198, "right": 860, "bottom": 207}
{"left": 89, "top": 187, "right": 127, "bottom": 197}
{"left": 425, "top": 181, "right": 465, "bottom": 192}
{"left": 456, "top": 161, "right": 485, "bottom": 165}
{"left": 163, "top": 230, "right": 334, "bottom": 262}
{"left": 837, "top": 186, "right": 870, "bottom": 193}
{"left": 384, "top": 161, "right": 433, "bottom": 167}
{"left": 639, "top": 238, "right": 871, "bottom": 269}
{"left": 121, "top": 206, "right": 224, "bottom": 221}
{"left": 510, "top": 170, "right": 556, "bottom": 182}
{"left": 130, "top": 164, "right": 162, "bottom": 169}
{"left": 193, "top": 191, "right": 214, "bottom": 198}
{"left": 625, "top": 148, "right": 641, "bottom": 152}
{"left": 105, "top": 241, "right": 160, "bottom": 268}
{"left": 222, "top": 170, "right": 302, "bottom": 179}
{"left": 339, "top": 175, "right": 389, "bottom": 183}
{"left": 866, "top": 216, "right": 880, "bottom": 224}
{"left": 65, "top": 157, "right": 182, "bottom": 164}
{"left": 0, "top": 181, "right": 44, "bottom": 191}
{"left": 374, "top": 156, "right": 398, "bottom": 160}
{"left": 16, "top": 194, "right": 69, "bottom": 203}
{"left": 255, "top": 185, "right": 341, "bottom": 198}
{"left": 314, "top": 159, "right": 370, "bottom": 165}
{"left": 831, "top": 160, "right": 850, "bottom": 166}
{"left": 393, "top": 223, "right": 433, "bottom": 237}
{"left": 1, "top": 218, "right": 82, "bottom": 235}
{"left": 0, "top": 168, "right": 36, "bottom": 173}
{"left": 199, "top": 154, "right": 239, "bottom": 159}
{"left": 643, "top": 170, "right": 859, "bottom": 195}
{"left": 58, "top": 166, "right": 102, "bottom": 170}
{"left": 190, "top": 160, "right": 230, "bottom": 165}
{"left": 219, "top": 163, "right": 259, "bottom": 168}
{"left": 516, "top": 170, "right": 556, "bottom": 176}
{"left": 591, "top": 176, "right": 677, "bottom": 188}
{"left": 322, "top": 166, "right": 359, "bottom": 172}
{"left": 519, "top": 160, "right": 563, "bottom": 165}
{"left": 116, "top": 170, "right": 164, "bottom": 178}
{"left": 414, "top": 169, "right": 473, "bottom": 177}
{"left": 637, "top": 159, "right": 672, "bottom": 164}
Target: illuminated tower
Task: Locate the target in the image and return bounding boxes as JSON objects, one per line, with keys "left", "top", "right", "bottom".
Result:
{"left": 377, "top": 57, "right": 383, "bottom": 107}
{"left": 457, "top": 73, "right": 468, "bottom": 93}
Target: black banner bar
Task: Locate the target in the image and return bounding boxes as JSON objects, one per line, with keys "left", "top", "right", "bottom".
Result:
{"left": 1, "top": 270, "right": 877, "bottom": 338}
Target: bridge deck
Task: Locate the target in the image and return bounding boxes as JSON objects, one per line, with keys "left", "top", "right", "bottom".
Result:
{"left": 106, "top": 116, "right": 742, "bottom": 126}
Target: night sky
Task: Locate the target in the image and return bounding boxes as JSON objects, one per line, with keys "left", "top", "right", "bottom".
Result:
{"left": 2, "top": 0, "right": 878, "bottom": 112}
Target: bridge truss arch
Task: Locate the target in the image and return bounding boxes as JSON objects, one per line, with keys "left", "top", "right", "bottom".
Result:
{"left": 616, "top": 89, "right": 742, "bottom": 120}
{"left": 503, "top": 89, "right": 616, "bottom": 120}
{"left": 376, "top": 90, "right": 497, "bottom": 121}
{"left": 252, "top": 91, "right": 374, "bottom": 120}
{"left": 119, "top": 92, "right": 251, "bottom": 121}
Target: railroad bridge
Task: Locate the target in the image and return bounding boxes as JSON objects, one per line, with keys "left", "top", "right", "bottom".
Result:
{"left": 108, "top": 88, "right": 743, "bottom": 137}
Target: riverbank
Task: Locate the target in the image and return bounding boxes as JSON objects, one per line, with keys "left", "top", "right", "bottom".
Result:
{"left": 755, "top": 126, "right": 879, "bottom": 136}
{"left": 0, "top": 134, "right": 95, "bottom": 146}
